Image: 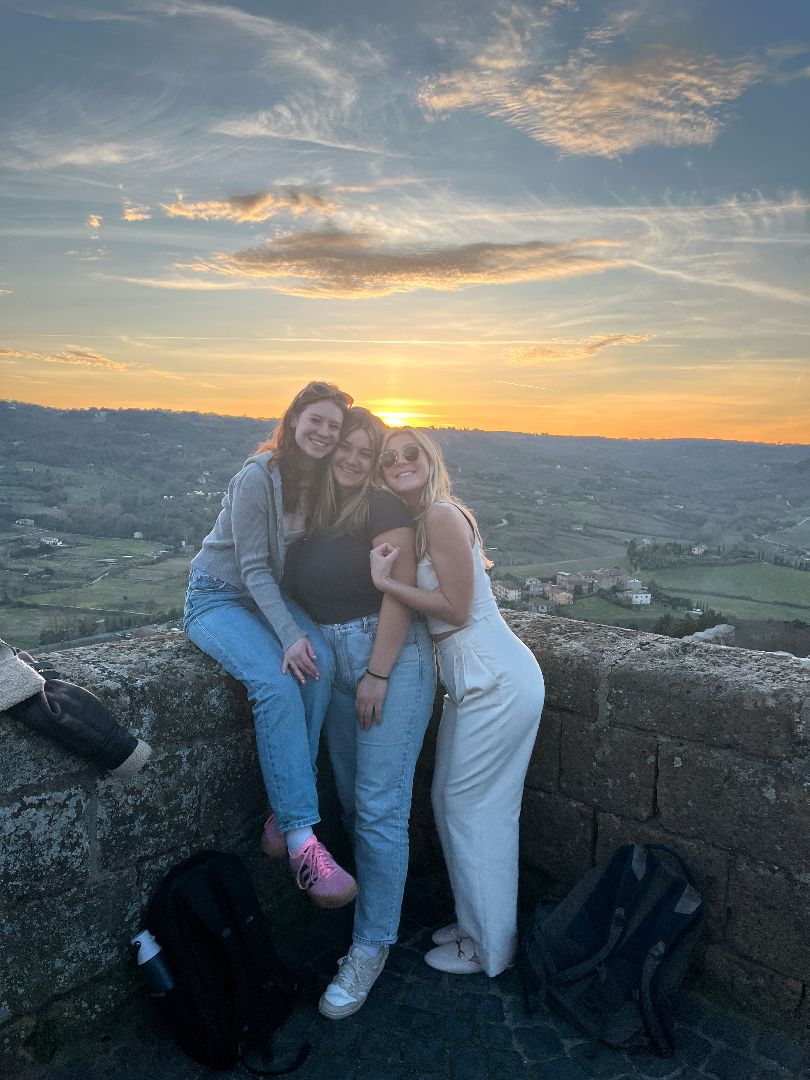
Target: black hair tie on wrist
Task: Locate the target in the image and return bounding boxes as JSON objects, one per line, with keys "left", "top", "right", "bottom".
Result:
{"left": 365, "top": 668, "right": 389, "bottom": 681}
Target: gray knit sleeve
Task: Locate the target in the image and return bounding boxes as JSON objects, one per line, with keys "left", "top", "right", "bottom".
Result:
{"left": 229, "top": 463, "right": 305, "bottom": 651}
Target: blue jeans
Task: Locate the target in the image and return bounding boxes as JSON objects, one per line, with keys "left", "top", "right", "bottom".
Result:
{"left": 183, "top": 568, "right": 336, "bottom": 833}
{"left": 320, "top": 613, "right": 436, "bottom": 947}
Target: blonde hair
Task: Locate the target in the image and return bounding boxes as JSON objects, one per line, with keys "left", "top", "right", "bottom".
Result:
{"left": 309, "top": 408, "right": 387, "bottom": 537}
{"left": 380, "top": 428, "right": 491, "bottom": 565}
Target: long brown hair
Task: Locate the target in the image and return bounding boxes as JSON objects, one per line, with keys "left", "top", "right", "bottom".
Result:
{"left": 380, "top": 428, "right": 491, "bottom": 565}
{"left": 254, "top": 380, "right": 353, "bottom": 511}
{"left": 310, "top": 408, "right": 386, "bottom": 536}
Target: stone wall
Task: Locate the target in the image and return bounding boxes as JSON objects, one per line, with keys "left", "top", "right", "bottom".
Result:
{"left": 1, "top": 617, "right": 808, "bottom": 1058}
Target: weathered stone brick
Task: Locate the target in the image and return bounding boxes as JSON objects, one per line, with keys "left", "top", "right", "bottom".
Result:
{"left": 520, "top": 789, "right": 593, "bottom": 886}
{"left": 596, "top": 814, "right": 729, "bottom": 938}
{"left": 504, "top": 613, "right": 638, "bottom": 719}
{"left": 0, "top": 718, "right": 94, "bottom": 796}
{"left": 560, "top": 719, "right": 657, "bottom": 819}
{"left": 0, "top": 787, "right": 90, "bottom": 899}
{"left": 524, "top": 706, "right": 561, "bottom": 793}
{"left": 727, "top": 858, "right": 810, "bottom": 982}
{"left": 657, "top": 742, "right": 809, "bottom": 870}
{"left": 96, "top": 745, "right": 205, "bottom": 869}
{"left": 39, "top": 635, "right": 249, "bottom": 745}
{"left": 197, "top": 731, "right": 265, "bottom": 838}
{"left": 0, "top": 871, "right": 138, "bottom": 1015}
{"left": 699, "top": 943, "right": 803, "bottom": 1032}
{"left": 607, "top": 638, "right": 808, "bottom": 757}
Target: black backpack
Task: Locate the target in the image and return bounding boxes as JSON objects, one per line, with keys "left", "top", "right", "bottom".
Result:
{"left": 519, "top": 844, "right": 704, "bottom": 1057}
{"left": 144, "top": 850, "right": 309, "bottom": 1075}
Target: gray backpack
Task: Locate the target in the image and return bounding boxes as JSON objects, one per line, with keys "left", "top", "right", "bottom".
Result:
{"left": 519, "top": 844, "right": 703, "bottom": 1057}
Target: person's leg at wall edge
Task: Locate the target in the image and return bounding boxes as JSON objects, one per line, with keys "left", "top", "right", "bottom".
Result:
{"left": 184, "top": 583, "right": 355, "bottom": 908}
{"left": 320, "top": 617, "right": 434, "bottom": 1018}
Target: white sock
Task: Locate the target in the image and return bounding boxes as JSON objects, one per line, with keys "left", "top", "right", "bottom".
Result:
{"left": 286, "top": 826, "right": 313, "bottom": 855}
{"left": 353, "top": 942, "right": 382, "bottom": 959}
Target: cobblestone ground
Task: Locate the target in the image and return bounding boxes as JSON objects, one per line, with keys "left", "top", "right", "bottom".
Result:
{"left": 7, "top": 876, "right": 808, "bottom": 1080}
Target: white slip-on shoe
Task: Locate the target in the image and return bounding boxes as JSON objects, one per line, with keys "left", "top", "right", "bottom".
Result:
{"left": 424, "top": 937, "right": 483, "bottom": 975}
{"left": 319, "top": 945, "right": 389, "bottom": 1019}
{"left": 431, "top": 923, "right": 461, "bottom": 946}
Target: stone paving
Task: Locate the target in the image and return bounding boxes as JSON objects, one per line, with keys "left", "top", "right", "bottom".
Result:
{"left": 5, "top": 875, "right": 808, "bottom": 1080}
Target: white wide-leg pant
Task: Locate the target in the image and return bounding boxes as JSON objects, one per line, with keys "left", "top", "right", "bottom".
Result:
{"left": 432, "top": 611, "right": 544, "bottom": 976}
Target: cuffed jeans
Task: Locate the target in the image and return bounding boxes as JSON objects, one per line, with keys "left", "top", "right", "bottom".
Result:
{"left": 433, "top": 611, "right": 544, "bottom": 976}
{"left": 183, "top": 568, "right": 335, "bottom": 833}
{"left": 320, "top": 613, "right": 435, "bottom": 948}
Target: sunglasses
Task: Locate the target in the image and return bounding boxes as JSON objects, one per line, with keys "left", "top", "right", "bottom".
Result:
{"left": 296, "top": 381, "right": 354, "bottom": 410}
{"left": 379, "top": 444, "right": 421, "bottom": 470}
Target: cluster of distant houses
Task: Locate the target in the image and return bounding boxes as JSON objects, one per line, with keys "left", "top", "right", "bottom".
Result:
{"left": 491, "top": 568, "right": 653, "bottom": 612}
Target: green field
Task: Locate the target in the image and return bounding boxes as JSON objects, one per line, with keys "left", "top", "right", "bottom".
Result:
{"left": 565, "top": 594, "right": 662, "bottom": 631}
{"left": 646, "top": 562, "right": 810, "bottom": 621}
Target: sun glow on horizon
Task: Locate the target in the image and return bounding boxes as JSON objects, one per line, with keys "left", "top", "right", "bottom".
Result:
{"left": 374, "top": 409, "right": 420, "bottom": 429}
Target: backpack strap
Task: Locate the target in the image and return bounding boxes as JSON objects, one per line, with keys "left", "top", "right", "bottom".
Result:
{"left": 548, "top": 846, "right": 653, "bottom": 986}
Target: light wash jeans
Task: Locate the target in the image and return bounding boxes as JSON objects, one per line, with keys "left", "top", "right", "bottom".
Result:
{"left": 320, "top": 613, "right": 435, "bottom": 948}
{"left": 183, "top": 568, "right": 336, "bottom": 833}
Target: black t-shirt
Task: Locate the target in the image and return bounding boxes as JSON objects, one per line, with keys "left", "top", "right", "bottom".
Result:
{"left": 284, "top": 490, "right": 413, "bottom": 623}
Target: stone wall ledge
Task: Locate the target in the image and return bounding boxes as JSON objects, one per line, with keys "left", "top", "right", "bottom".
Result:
{"left": 1, "top": 615, "right": 808, "bottom": 1053}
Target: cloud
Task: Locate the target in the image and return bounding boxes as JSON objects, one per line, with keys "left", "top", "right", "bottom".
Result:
{"left": 507, "top": 333, "right": 654, "bottom": 364}
{"left": 160, "top": 187, "right": 337, "bottom": 223}
{"left": 420, "top": 7, "right": 805, "bottom": 156}
{"left": 175, "top": 226, "right": 623, "bottom": 298}
{"left": 123, "top": 198, "right": 152, "bottom": 222}
{"left": 211, "top": 103, "right": 394, "bottom": 156}
{"left": 0, "top": 285, "right": 12, "bottom": 296}
{"left": 85, "top": 213, "right": 103, "bottom": 231}
{"left": 0, "top": 345, "right": 128, "bottom": 371}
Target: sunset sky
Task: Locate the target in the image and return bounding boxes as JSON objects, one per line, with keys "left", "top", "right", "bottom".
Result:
{"left": 1, "top": 0, "right": 808, "bottom": 440}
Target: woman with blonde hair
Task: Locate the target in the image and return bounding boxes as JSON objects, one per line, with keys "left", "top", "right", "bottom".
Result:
{"left": 184, "top": 381, "right": 357, "bottom": 908}
{"left": 282, "top": 408, "right": 435, "bottom": 1017}
{"left": 370, "top": 428, "right": 544, "bottom": 977}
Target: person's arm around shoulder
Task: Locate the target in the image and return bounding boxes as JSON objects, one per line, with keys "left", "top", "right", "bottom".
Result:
{"left": 370, "top": 502, "right": 474, "bottom": 628}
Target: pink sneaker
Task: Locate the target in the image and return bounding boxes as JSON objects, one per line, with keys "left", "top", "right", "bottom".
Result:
{"left": 260, "top": 813, "right": 287, "bottom": 858}
{"left": 289, "top": 836, "right": 357, "bottom": 909}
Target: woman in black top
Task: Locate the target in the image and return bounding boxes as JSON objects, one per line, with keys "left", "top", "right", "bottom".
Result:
{"left": 283, "top": 408, "right": 436, "bottom": 1019}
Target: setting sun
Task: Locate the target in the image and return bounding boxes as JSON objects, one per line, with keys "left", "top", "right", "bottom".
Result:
{"left": 375, "top": 410, "right": 418, "bottom": 429}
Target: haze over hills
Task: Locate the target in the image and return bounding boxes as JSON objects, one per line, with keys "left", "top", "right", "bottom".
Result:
{"left": 1, "top": 401, "right": 808, "bottom": 651}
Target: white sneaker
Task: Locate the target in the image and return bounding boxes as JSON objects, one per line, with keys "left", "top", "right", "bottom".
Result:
{"left": 318, "top": 945, "right": 389, "bottom": 1019}
{"left": 431, "top": 922, "right": 461, "bottom": 946}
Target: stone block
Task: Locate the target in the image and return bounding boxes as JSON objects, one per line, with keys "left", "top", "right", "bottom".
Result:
{"left": 197, "top": 731, "right": 266, "bottom": 840}
{"left": 657, "top": 742, "right": 810, "bottom": 870}
{"left": 96, "top": 746, "right": 205, "bottom": 870}
{"left": 607, "top": 638, "right": 808, "bottom": 757}
{"left": 38, "top": 635, "right": 250, "bottom": 746}
{"left": 0, "top": 718, "right": 94, "bottom": 797}
{"left": 698, "top": 943, "right": 803, "bottom": 1032}
{"left": 524, "top": 707, "right": 561, "bottom": 793}
{"left": 0, "top": 871, "right": 138, "bottom": 1016}
{"left": 520, "top": 789, "right": 594, "bottom": 886}
{"left": 727, "top": 858, "right": 810, "bottom": 982}
{"left": 560, "top": 720, "right": 657, "bottom": 819}
{"left": 0, "top": 787, "right": 90, "bottom": 899}
{"left": 504, "top": 613, "right": 639, "bottom": 720}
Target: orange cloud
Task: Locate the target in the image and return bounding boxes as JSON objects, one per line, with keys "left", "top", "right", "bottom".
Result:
{"left": 177, "top": 226, "right": 622, "bottom": 298}
{"left": 85, "top": 213, "right": 103, "bottom": 231}
{"left": 507, "top": 333, "right": 654, "bottom": 364}
{"left": 123, "top": 198, "right": 152, "bottom": 221}
{"left": 0, "top": 345, "right": 128, "bottom": 371}
{"left": 418, "top": 5, "right": 800, "bottom": 157}
{"left": 161, "top": 187, "right": 337, "bottom": 222}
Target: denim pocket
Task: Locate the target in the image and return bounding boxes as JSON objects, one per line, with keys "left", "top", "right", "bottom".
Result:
{"left": 189, "top": 568, "right": 229, "bottom": 592}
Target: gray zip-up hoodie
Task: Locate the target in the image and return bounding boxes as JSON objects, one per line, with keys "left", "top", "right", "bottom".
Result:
{"left": 189, "top": 450, "right": 304, "bottom": 650}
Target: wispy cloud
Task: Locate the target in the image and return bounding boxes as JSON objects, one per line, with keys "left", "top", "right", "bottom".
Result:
{"left": 160, "top": 187, "right": 337, "bottom": 222}
{"left": 85, "top": 212, "right": 102, "bottom": 232}
{"left": 123, "top": 198, "right": 152, "bottom": 222}
{"left": 420, "top": 6, "right": 807, "bottom": 157}
{"left": 175, "top": 226, "right": 623, "bottom": 298}
{"left": 0, "top": 344, "right": 128, "bottom": 371}
{"left": 507, "top": 332, "right": 655, "bottom": 364}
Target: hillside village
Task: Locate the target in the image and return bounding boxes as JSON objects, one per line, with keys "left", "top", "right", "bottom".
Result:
{"left": 493, "top": 566, "right": 653, "bottom": 612}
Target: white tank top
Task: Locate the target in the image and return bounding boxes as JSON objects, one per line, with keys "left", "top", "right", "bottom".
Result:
{"left": 416, "top": 505, "right": 498, "bottom": 635}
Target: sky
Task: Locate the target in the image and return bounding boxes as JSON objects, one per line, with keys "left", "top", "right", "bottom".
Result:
{"left": 1, "top": 0, "right": 808, "bottom": 441}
